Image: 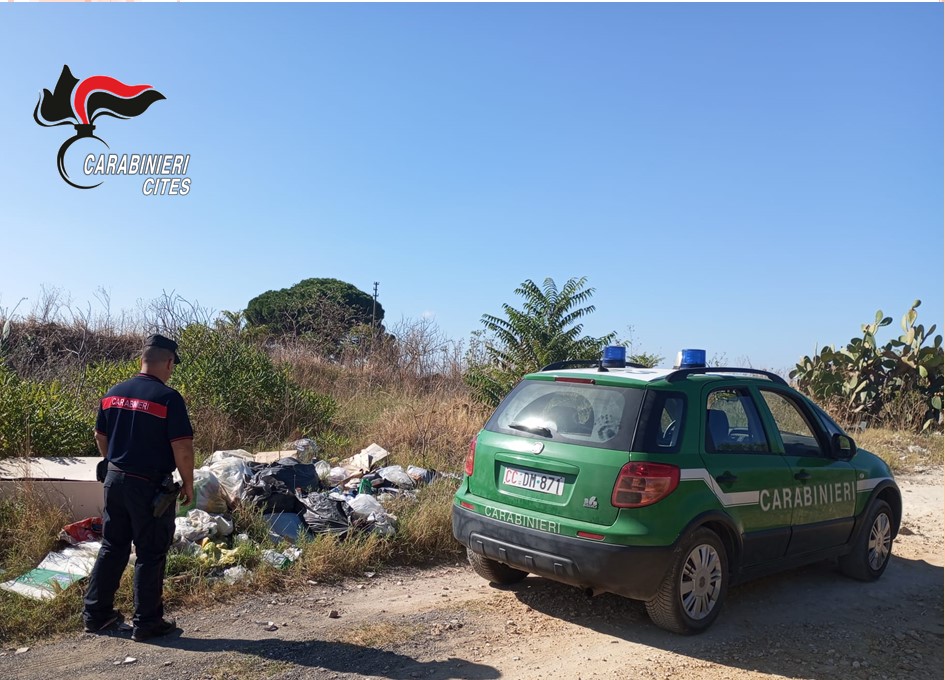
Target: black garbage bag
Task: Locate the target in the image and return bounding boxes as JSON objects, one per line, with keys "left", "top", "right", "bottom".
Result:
{"left": 258, "top": 457, "right": 320, "bottom": 492}
{"left": 242, "top": 474, "right": 303, "bottom": 514}
{"left": 298, "top": 491, "right": 351, "bottom": 537}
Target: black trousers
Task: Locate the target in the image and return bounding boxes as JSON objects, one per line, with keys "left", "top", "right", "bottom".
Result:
{"left": 83, "top": 470, "right": 175, "bottom": 628}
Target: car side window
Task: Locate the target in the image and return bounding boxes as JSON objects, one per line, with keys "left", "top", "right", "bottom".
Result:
{"left": 759, "top": 390, "right": 825, "bottom": 457}
{"left": 705, "top": 388, "right": 770, "bottom": 453}
{"left": 634, "top": 391, "right": 686, "bottom": 454}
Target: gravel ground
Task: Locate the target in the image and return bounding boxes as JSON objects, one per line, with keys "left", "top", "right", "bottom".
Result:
{"left": 2, "top": 467, "right": 941, "bottom": 680}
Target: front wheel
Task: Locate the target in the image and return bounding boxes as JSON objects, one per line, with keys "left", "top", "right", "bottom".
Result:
{"left": 645, "top": 528, "right": 728, "bottom": 634}
{"left": 466, "top": 548, "right": 528, "bottom": 585}
{"left": 839, "top": 499, "right": 893, "bottom": 581}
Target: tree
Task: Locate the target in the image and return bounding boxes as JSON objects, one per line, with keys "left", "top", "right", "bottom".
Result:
{"left": 465, "top": 277, "right": 616, "bottom": 405}
{"left": 245, "top": 278, "right": 384, "bottom": 355}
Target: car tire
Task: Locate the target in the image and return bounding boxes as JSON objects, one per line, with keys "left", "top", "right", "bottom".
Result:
{"left": 839, "top": 499, "right": 893, "bottom": 581}
{"left": 645, "top": 527, "right": 728, "bottom": 634}
{"left": 466, "top": 548, "right": 528, "bottom": 585}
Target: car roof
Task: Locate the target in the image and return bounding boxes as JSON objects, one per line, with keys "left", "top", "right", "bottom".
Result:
{"left": 530, "top": 365, "right": 788, "bottom": 387}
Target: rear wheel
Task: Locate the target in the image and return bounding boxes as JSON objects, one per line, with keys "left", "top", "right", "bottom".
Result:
{"left": 466, "top": 548, "right": 528, "bottom": 585}
{"left": 839, "top": 499, "right": 893, "bottom": 581}
{"left": 645, "top": 528, "right": 728, "bottom": 634}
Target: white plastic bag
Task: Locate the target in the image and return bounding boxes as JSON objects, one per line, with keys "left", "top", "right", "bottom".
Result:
{"left": 347, "top": 494, "right": 386, "bottom": 519}
{"left": 174, "top": 509, "right": 217, "bottom": 543}
{"left": 223, "top": 565, "right": 249, "bottom": 584}
{"left": 207, "top": 455, "right": 251, "bottom": 509}
{"left": 207, "top": 449, "right": 253, "bottom": 465}
{"left": 377, "top": 465, "right": 415, "bottom": 489}
{"left": 194, "top": 469, "right": 228, "bottom": 514}
{"left": 175, "top": 468, "right": 228, "bottom": 515}
{"left": 327, "top": 466, "right": 348, "bottom": 487}
{"left": 314, "top": 460, "right": 331, "bottom": 482}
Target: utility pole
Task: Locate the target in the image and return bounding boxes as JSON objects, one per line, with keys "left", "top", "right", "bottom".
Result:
{"left": 371, "top": 281, "right": 379, "bottom": 333}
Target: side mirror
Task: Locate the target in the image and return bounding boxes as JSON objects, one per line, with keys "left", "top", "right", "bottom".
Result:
{"left": 831, "top": 433, "right": 857, "bottom": 460}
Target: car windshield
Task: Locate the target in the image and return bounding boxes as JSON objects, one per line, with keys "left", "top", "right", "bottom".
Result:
{"left": 485, "top": 379, "right": 644, "bottom": 451}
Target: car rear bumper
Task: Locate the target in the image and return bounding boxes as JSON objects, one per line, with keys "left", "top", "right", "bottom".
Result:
{"left": 452, "top": 503, "right": 676, "bottom": 601}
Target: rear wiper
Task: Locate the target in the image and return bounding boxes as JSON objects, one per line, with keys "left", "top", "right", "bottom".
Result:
{"left": 508, "top": 422, "right": 553, "bottom": 438}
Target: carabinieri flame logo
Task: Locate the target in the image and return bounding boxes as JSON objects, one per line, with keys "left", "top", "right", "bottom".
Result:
{"left": 34, "top": 65, "right": 165, "bottom": 189}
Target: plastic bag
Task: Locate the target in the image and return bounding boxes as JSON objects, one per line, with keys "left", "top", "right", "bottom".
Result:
{"left": 260, "top": 545, "right": 303, "bottom": 570}
{"left": 59, "top": 517, "right": 103, "bottom": 545}
{"left": 368, "top": 512, "right": 397, "bottom": 537}
{"left": 288, "top": 438, "right": 319, "bottom": 464}
{"left": 207, "top": 455, "right": 252, "bottom": 509}
{"left": 175, "top": 468, "right": 228, "bottom": 515}
{"left": 257, "top": 458, "right": 319, "bottom": 492}
{"left": 298, "top": 492, "right": 350, "bottom": 536}
{"left": 207, "top": 449, "right": 253, "bottom": 464}
{"left": 241, "top": 474, "right": 304, "bottom": 514}
{"left": 174, "top": 509, "right": 217, "bottom": 543}
{"left": 377, "top": 465, "right": 415, "bottom": 489}
{"left": 347, "top": 494, "right": 386, "bottom": 519}
{"left": 407, "top": 465, "right": 438, "bottom": 485}
{"left": 326, "top": 466, "right": 348, "bottom": 487}
{"left": 264, "top": 512, "right": 308, "bottom": 543}
{"left": 314, "top": 460, "right": 331, "bottom": 482}
{"left": 223, "top": 565, "right": 249, "bottom": 584}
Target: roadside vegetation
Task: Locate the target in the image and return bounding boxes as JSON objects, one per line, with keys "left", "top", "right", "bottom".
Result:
{"left": 0, "top": 282, "right": 940, "bottom": 645}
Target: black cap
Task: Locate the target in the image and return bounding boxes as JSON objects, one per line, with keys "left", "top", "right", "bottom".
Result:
{"left": 144, "top": 334, "right": 181, "bottom": 364}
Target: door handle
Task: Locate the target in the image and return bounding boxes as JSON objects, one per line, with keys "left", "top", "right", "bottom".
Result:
{"left": 715, "top": 472, "right": 738, "bottom": 484}
{"left": 794, "top": 470, "right": 811, "bottom": 481}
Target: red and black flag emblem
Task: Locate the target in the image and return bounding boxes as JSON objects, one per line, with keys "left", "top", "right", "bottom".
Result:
{"left": 34, "top": 65, "right": 165, "bottom": 188}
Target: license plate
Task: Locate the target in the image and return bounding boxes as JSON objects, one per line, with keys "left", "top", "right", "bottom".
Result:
{"left": 502, "top": 466, "right": 565, "bottom": 495}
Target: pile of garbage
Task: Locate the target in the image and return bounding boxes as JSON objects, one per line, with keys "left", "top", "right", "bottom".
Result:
{"left": 170, "top": 440, "right": 451, "bottom": 555}
{"left": 0, "top": 441, "right": 454, "bottom": 600}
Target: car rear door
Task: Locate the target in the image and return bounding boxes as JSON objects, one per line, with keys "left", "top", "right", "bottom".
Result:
{"left": 471, "top": 377, "right": 645, "bottom": 527}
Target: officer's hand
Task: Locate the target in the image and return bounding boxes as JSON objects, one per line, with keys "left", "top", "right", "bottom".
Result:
{"left": 179, "top": 482, "right": 194, "bottom": 505}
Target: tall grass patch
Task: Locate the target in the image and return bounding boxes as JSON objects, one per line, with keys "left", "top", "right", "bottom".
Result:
{"left": 855, "top": 428, "right": 943, "bottom": 472}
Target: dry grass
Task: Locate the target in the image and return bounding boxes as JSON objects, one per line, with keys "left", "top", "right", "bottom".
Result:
{"left": 335, "top": 620, "right": 424, "bottom": 647}
{"left": 0, "top": 485, "right": 113, "bottom": 642}
{"left": 206, "top": 655, "right": 292, "bottom": 680}
{"left": 855, "top": 428, "right": 944, "bottom": 473}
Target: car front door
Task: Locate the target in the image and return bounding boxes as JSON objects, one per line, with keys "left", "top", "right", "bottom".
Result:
{"left": 755, "top": 388, "right": 857, "bottom": 556}
{"left": 697, "top": 386, "right": 795, "bottom": 567}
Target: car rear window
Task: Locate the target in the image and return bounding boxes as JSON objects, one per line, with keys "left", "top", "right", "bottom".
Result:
{"left": 485, "top": 379, "right": 644, "bottom": 452}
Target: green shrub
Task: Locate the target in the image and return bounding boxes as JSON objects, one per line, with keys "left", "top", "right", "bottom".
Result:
{"left": 171, "top": 324, "right": 336, "bottom": 449}
{"left": 0, "top": 366, "right": 96, "bottom": 457}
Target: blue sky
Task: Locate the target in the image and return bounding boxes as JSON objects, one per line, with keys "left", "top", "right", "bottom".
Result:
{"left": 0, "top": 3, "right": 941, "bottom": 372}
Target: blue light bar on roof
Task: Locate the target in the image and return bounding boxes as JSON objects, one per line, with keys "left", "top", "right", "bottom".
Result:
{"left": 675, "top": 348, "right": 706, "bottom": 369}
{"left": 601, "top": 345, "right": 626, "bottom": 368}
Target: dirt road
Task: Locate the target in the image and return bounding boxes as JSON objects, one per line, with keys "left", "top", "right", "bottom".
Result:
{"left": 3, "top": 468, "right": 941, "bottom": 680}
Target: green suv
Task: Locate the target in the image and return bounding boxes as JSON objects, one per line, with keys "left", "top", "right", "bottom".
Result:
{"left": 452, "top": 348, "right": 901, "bottom": 634}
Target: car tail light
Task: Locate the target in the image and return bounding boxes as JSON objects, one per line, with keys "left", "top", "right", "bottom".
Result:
{"left": 464, "top": 435, "right": 477, "bottom": 476}
{"left": 611, "top": 462, "right": 680, "bottom": 508}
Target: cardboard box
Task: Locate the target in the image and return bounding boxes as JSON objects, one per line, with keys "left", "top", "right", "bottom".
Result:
{"left": 0, "top": 457, "right": 104, "bottom": 522}
{"left": 253, "top": 450, "right": 298, "bottom": 464}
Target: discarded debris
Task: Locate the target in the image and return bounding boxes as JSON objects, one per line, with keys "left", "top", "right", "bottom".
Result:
{"left": 11, "top": 442, "right": 452, "bottom": 598}
{"left": 223, "top": 565, "right": 249, "bottom": 584}
{"left": 328, "top": 610, "right": 340, "bottom": 619}
{"left": 14, "top": 647, "right": 29, "bottom": 655}
{"left": 0, "top": 541, "right": 101, "bottom": 600}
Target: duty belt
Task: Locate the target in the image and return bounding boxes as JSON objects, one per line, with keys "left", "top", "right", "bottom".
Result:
{"left": 107, "top": 462, "right": 166, "bottom": 484}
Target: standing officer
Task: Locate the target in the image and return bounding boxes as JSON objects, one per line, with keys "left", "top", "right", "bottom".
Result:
{"left": 83, "top": 334, "right": 195, "bottom": 642}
